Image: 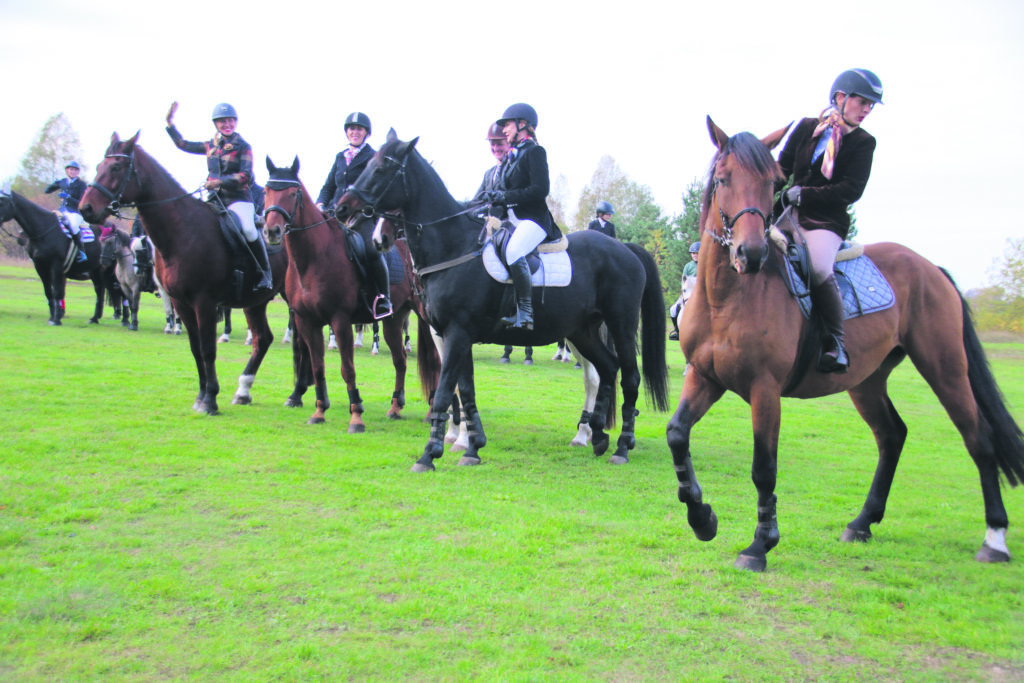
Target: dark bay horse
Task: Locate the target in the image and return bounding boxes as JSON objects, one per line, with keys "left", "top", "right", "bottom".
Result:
{"left": 262, "top": 156, "right": 440, "bottom": 431}
{"left": 0, "top": 190, "right": 106, "bottom": 325}
{"left": 667, "top": 116, "right": 1024, "bottom": 571}
{"left": 79, "top": 132, "right": 302, "bottom": 414}
{"left": 336, "top": 130, "right": 669, "bottom": 471}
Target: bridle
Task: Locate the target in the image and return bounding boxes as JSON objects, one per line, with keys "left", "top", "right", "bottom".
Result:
{"left": 705, "top": 178, "right": 772, "bottom": 248}
{"left": 345, "top": 151, "right": 486, "bottom": 238}
{"left": 87, "top": 149, "right": 138, "bottom": 215}
{"left": 263, "top": 180, "right": 332, "bottom": 234}
{"left": 88, "top": 146, "right": 202, "bottom": 219}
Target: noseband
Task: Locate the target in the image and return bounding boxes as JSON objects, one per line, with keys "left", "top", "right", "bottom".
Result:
{"left": 264, "top": 181, "right": 333, "bottom": 234}
{"left": 706, "top": 181, "right": 772, "bottom": 248}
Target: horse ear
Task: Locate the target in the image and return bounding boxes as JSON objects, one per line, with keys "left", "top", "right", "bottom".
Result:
{"left": 706, "top": 116, "right": 730, "bottom": 151}
{"left": 386, "top": 128, "right": 398, "bottom": 144}
{"left": 409, "top": 136, "right": 419, "bottom": 150}
{"left": 761, "top": 122, "right": 793, "bottom": 151}
{"left": 290, "top": 156, "right": 299, "bottom": 175}
{"left": 266, "top": 155, "right": 276, "bottom": 174}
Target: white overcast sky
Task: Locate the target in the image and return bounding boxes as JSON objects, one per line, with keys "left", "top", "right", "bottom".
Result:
{"left": 2, "top": 0, "right": 1021, "bottom": 290}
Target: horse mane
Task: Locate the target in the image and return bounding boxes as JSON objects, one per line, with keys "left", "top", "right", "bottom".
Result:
{"left": 376, "top": 138, "right": 461, "bottom": 209}
{"left": 106, "top": 136, "right": 191, "bottom": 198}
{"left": 699, "top": 132, "right": 784, "bottom": 229}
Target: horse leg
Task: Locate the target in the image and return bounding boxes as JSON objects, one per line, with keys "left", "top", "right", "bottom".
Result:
{"left": 567, "top": 341, "right": 599, "bottom": 447}
{"left": 843, "top": 369, "right": 908, "bottom": 544}
{"left": 456, "top": 363, "right": 486, "bottom": 467}
{"left": 415, "top": 332, "right": 471, "bottom": 472}
{"left": 382, "top": 315, "right": 408, "bottom": 419}
{"left": 666, "top": 371, "right": 726, "bottom": 546}
{"left": 371, "top": 320, "right": 381, "bottom": 356}
{"left": 570, "top": 333, "right": 619, "bottom": 458}
{"left": 179, "top": 304, "right": 216, "bottom": 414}
{"left": 904, "top": 312, "right": 1019, "bottom": 562}
{"left": 89, "top": 274, "right": 104, "bottom": 324}
{"left": 219, "top": 306, "right": 231, "bottom": 343}
{"left": 734, "top": 387, "right": 784, "bottom": 572}
{"left": 298, "top": 318, "right": 329, "bottom": 423}
{"left": 284, "top": 322, "right": 312, "bottom": 408}
{"left": 332, "top": 323, "right": 364, "bottom": 433}
{"left": 232, "top": 304, "right": 274, "bottom": 405}
{"left": 607, "top": 325, "right": 642, "bottom": 464}
{"left": 129, "top": 287, "right": 140, "bottom": 331}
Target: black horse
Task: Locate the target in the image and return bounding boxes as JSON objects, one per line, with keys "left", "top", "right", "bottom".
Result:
{"left": 336, "top": 130, "right": 670, "bottom": 471}
{"left": 0, "top": 190, "right": 106, "bottom": 325}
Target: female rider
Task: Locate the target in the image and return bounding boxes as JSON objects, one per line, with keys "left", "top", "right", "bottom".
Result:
{"left": 776, "top": 68, "right": 883, "bottom": 373}
{"left": 482, "top": 103, "right": 562, "bottom": 330}
{"left": 165, "top": 101, "right": 272, "bottom": 292}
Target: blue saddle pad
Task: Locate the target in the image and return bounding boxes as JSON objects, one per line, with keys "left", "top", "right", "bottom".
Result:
{"left": 384, "top": 247, "right": 405, "bottom": 285}
{"left": 785, "top": 250, "right": 894, "bottom": 320}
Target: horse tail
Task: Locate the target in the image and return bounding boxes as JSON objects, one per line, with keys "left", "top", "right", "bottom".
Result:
{"left": 944, "top": 268, "right": 1024, "bottom": 486}
{"left": 625, "top": 242, "right": 670, "bottom": 412}
{"left": 416, "top": 314, "right": 441, "bottom": 401}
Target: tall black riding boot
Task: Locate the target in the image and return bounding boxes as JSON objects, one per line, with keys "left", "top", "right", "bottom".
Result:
{"left": 71, "top": 231, "right": 85, "bottom": 261}
{"left": 370, "top": 252, "right": 392, "bottom": 318}
{"left": 500, "top": 257, "right": 534, "bottom": 330}
{"left": 811, "top": 274, "right": 849, "bottom": 373}
{"left": 249, "top": 237, "right": 273, "bottom": 292}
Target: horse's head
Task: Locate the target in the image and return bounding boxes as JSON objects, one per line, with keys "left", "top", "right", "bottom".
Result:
{"left": 262, "top": 155, "right": 303, "bottom": 246}
{"left": 335, "top": 128, "right": 419, "bottom": 227}
{"left": 702, "top": 116, "right": 790, "bottom": 274}
{"left": 80, "top": 131, "right": 142, "bottom": 223}
{"left": 0, "top": 189, "right": 15, "bottom": 225}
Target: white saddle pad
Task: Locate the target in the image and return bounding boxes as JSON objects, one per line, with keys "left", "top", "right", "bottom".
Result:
{"left": 481, "top": 243, "right": 572, "bottom": 287}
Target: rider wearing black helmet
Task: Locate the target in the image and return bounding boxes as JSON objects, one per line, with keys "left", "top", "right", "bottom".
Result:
{"left": 775, "top": 68, "right": 883, "bottom": 374}
{"left": 165, "top": 101, "right": 272, "bottom": 292}
{"left": 588, "top": 200, "right": 616, "bottom": 239}
{"left": 317, "top": 112, "right": 392, "bottom": 318}
{"left": 45, "top": 160, "right": 88, "bottom": 256}
{"left": 481, "top": 102, "right": 562, "bottom": 330}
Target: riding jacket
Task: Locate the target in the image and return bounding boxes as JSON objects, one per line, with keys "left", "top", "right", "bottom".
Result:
{"left": 587, "top": 217, "right": 616, "bottom": 239}
{"left": 317, "top": 145, "right": 375, "bottom": 209}
{"left": 775, "top": 117, "right": 876, "bottom": 239}
{"left": 494, "top": 139, "right": 561, "bottom": 242}
{"left": 165, "top": 126, "right": 254, "bottom": 205}
{"left": 44, "top": 176, "right": 87, "bottom": 213}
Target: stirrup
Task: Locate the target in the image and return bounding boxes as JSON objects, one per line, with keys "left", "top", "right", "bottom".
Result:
{"left": 372, "top": 294, "right": 392, "bottom": 319}
{"left": 817, "top": 338, "right": 849, "bottom": 374}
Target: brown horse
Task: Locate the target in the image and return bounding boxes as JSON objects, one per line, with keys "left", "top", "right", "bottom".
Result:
{"left": 262, "top": 156, "right": 440, "bottom": 431}
{"left": 80, "top": 132, "right": 302, "bottom": 414}
{"left": 667, "top": 116, "right": 1024, "bottom": 572}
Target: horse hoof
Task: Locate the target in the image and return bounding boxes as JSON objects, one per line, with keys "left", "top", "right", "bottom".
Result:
{"left": 458, "top": 455, "right": 482, "bottom": 466}
{"left": 734, "top": 553, "right": 767, "bottom": 572}
{"left": 592, "top": 434, "right": 610, "bottom": 457}
{"left": 48, "top": 319, "right": 60, "bottom": 326}
{"left": 840, "top": 527, "right": 872, "bottom": 543}
{"left": 129, "top": 324, "right": 138, "bottom": 331}
{"left": 976, "top": 544, "right": 1011, "bottom": 563}
{"left": 411, "top": 462, "right": 435, "bottom": 473}
{"left": 608, "top": 453, "right": 629, "bottom": 465}
{"left": 89, "top": 318, "right": 99, "bottom": 324}
{"left": 692, "top": 510, "right": 718, "bottom": 542}
{"left": 308, "top": 416, "right": 325, "bottom": 425}
{"left": 284, "top": 398, "right": 303, "bottom": 408}
{"left": 232, "top": 395, "right": 252, "bottom": 406}
{"left": 387, "top": 412, "right": 403, "bottom": 420}
{"left": 348, "top": 423, "right": 366, "bottom": 434}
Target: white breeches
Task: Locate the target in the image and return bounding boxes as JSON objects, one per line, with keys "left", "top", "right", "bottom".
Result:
{"left": 505, "top": 209, "right": 546, "bottom": 263}
{"left": 804, "top": 229, "right": 843, "bottom": 285}
{"left": 62, "top": 211, "right": 84, "bottom": 234}
{"left": 229, "top": 201, "right": 258, "bottom": 242}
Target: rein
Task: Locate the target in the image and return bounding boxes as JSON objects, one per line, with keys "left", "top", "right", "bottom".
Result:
{"left": 704, "top": 181, "right": 772, "bottom": 248}
{"left": 90, "top": 149, "right": 203, "bottom": 219}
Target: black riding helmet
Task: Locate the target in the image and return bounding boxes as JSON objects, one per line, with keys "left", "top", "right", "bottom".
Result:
{"left": 830, "top": 69, "right": 884, "bottom": 105}
{"left": 344, "top": 111, "right": 372, "bottom": 135}
{"left": 497, "top": 103, "right": 539, "bottom": 130}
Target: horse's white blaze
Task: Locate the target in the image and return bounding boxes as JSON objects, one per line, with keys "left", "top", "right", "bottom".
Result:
{"left": 985, "top": 527, "right": 1009, "bottom": 556}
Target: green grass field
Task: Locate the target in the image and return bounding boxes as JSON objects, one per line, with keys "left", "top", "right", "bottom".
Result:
{"left": 1, "top": 262, "right": 1023, "bottom": 681}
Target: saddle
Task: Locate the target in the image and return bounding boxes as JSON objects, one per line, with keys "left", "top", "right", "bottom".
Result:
{"left": 770, "top": 208, "right": 895, "bottom": 394}
{"left": 480, "top": 216, "right": 572, "bottom": 286}
{"left": 771, "top": 208, "right": 894, "bottom": 321}
{"left": 341, "top": 227, "right": 405, "bottom": 313}
{"left": 212, "top": 207, "right": 281, "bottom": 306}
